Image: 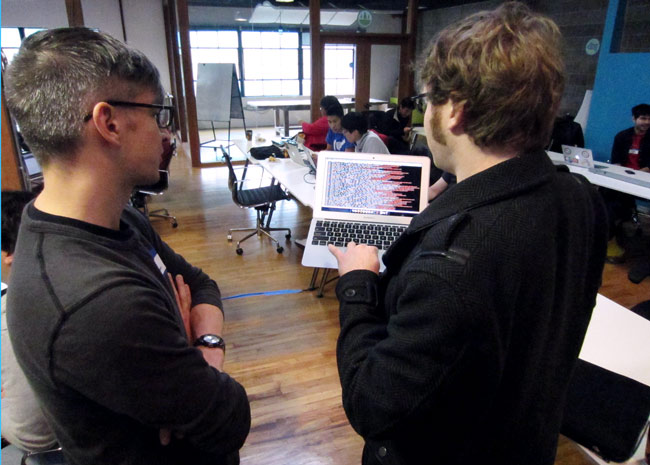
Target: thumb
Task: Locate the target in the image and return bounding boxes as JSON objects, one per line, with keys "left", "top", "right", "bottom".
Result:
{"left": 327, "top": 244, "right": 342, "bottom": 260}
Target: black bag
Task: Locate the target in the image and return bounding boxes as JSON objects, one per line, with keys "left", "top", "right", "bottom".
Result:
{"left": 250, "top": 145, "right": 283, "bottom": 160}
{"left": 561, "top": 360, "right": 650, "bottom": 462}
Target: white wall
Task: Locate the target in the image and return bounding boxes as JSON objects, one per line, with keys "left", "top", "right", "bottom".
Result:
{"left": 370, "top": 45, "right": 400, "bottom": 102}
{"left": 121, "top": 0, "right": 170, "bottom": 93}
{"left": 82, "top": 0, "right": 171, "bottom": 93}
{"left": 1, "top": 0, "right": 68, "bottom": 28}
{"left": 1, "top": 0, "right": 171, "bottom": 93}
{"left": 81, "top": 0, "right": 124, "bottom": 40}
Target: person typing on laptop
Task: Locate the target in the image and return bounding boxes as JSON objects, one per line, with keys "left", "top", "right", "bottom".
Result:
{"left": 341, "top": 112, "right": 390, "bottom": 155}
{"left": 327, "top": 3, "right": 607, "bottom": 465}
{"left": 325, "top": 104, "right": 355, "bottom": 152}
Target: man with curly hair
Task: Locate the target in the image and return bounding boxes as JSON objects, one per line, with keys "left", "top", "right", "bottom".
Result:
{"left": 328, "top": 3, "right": 608, "bottom": 464}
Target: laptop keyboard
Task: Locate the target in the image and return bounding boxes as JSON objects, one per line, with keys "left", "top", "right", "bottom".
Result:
{"left": 312, "top": 220, "right": 406, "bottom": 250}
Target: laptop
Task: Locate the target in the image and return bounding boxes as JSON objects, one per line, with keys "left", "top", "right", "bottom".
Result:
{"left": 562, "top": 145, "right": 595, "bottom": 168}
{"left": 302, "top": 151, "right": 431, "bottom": 272}
{"left": 286, "top": 143, "right": 317, "bottom": 173}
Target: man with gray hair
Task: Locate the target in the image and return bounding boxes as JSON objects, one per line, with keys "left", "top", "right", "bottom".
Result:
{"left": 5, "top": 28, "right": 250, "bottom": 465}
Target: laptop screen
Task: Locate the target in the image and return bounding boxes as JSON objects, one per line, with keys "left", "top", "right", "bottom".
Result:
{"left": 321, "top": 157, "right": 424, "bottom": 218}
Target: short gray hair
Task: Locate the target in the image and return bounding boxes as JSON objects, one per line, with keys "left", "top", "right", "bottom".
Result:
{"left": 4, "top": 28, "right": 164, "bottom": 165}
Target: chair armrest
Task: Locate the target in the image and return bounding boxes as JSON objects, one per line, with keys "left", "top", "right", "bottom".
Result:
{"left": 233, "top": 165, "right": 268, "bottom": 188}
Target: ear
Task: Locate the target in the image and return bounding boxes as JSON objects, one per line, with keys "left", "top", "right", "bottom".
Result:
{"left": 447, "top": 101, "right": 465, "bottom": 134}
{"left": 2, "top": 252, "right": 13, "bottom": 267}
{"left": 90, "top": 102, "right": 122, "bottom": 146}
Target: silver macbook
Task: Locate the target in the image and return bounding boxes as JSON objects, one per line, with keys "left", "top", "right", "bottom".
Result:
{"left": 302, "top": 151, "right": 431, "bottom": 272}
{"left": 562, "top": 145, "right": 595, "bottom": 168}
{"left": 286, "top": 143, "right": 317, "bottom": 173}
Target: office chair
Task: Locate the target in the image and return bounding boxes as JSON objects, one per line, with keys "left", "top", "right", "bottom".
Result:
{"left": 221, "top": 147, "right": 292, "bottom": 255}
{"left": 131, "top": 137, "right": 178, "bottom": 228}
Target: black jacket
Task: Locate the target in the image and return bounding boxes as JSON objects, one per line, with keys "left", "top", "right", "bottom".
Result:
{"left": 335, "top": 150, "right": 607, "bottom": 465}
{"left": 611, "top": 127, "right": 650, "bottom": 168}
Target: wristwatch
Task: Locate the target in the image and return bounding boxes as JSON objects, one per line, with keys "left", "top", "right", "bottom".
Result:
{"left": 193, "top": 334, "right": 226, "bottom": 352}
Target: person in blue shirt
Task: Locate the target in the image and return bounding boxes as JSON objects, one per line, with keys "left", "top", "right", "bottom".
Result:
{"left": 325, "top": 104, "right": 355, "bottom": 152}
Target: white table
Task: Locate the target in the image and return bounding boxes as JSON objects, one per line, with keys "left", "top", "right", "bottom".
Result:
{"left": 248, "top": 98, "right": 388, "bottom": 137}
{"left": 546, "top": 151, "right": 650, "bottom": 200}
{"left": 576, "top": 294, "right": 650, "bottom": 464}
{"left": 247, "top": 156, "right": 315, "bottom": 208}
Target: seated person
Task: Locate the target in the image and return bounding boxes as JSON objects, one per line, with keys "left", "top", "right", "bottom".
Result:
{"left": 611, "top": 103, "right": 650, "bottom": 172}
{"left": 427, "top": 171, "right": 457, "bottom": 202}
{"left": 300, "top": 95, "right": 340, "bottom": 151}
{"left": 602, "top": 103, "right": 650, "bottom": 262}
{"left": 2, "top": 190, "right": 58, "bottom": 454}
{"left": 325, "top": 104, "right": 355, "bottom": 152}
{"left": 547, "top": 113, "right": 584, "bottom": 153}
{"left": 341, "top": 112, "right": 390, "bottom": 154}
{"left": 385, "top": 97, "right": 415, "bottom": 140}
{"left": 383, "top": 98, "right": 416, "bottom": 154}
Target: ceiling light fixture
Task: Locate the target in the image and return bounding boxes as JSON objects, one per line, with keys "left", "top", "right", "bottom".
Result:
{"left": 276, "top": 0, "right": 295, "bottom": 3}
{"left": 234, "top": 10, "right": 247, "bottom": 21}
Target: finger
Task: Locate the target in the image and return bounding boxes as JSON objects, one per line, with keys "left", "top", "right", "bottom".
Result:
{"left": 159, "top": 428, "right": 171, "bottom": 446}
{"left": 167, "top": 273, "right": 179, "bottom": 298}
{"left": 327, "top": 244, "right": 342, "bottom": 259}
{"left": 175, "top": 275, "right": 190, "bottom": 302}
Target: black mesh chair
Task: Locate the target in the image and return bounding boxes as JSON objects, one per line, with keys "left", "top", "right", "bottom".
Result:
{"left": 221, "top": 147, "right": 291, "bottom": 255}
{"left": 131, "top": 137, "right": 178, "bottom": 228}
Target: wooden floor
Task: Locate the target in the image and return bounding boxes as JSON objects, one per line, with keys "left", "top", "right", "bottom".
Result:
{"left": 148, "top": 137, "right": 650, "bottom": 465}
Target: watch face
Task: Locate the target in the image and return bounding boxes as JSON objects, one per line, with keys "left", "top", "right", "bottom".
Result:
{"left": 195, "top": 334, "right": 225, "bottom": 349}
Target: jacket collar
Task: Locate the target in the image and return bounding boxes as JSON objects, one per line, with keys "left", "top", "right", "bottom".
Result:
{"left": 409, "top": 149, "right": 556, "bottom": 232}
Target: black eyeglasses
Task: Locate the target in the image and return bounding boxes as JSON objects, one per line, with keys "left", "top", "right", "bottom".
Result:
{"left": 412, "top": 92, "right": 428, "bottom": 102}
{"left": 83, "top": 100, "right": 174, "bottom": 128}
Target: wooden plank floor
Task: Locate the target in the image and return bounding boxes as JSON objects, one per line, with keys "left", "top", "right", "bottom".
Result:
{"left": 148, "top": 137, "right": 650, "bottom": 465}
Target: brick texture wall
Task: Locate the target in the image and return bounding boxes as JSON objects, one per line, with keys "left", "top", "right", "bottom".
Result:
{"left": 416, "top": 0, "right": 609, "bottom": 116}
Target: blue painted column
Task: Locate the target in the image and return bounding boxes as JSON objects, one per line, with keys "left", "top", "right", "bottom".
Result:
{"left": 585, "top": 0, "right": 650, "bottom": 161}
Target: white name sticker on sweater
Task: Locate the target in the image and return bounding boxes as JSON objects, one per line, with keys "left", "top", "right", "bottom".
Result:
{"left": 149, "top": 248, "right": 167, "bottom": 276}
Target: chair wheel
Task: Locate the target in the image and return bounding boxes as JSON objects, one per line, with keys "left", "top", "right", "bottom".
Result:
{"left": 277, "top": 246, "right": 284, "bottom": 254}
{"left": 227, "top": 234, "right": 232, "bottom": 241}
{"left": 285, "top": 233, "right": 291, "bottom": 239}
{"left": 236, "top": 248, "right": 243, "bottom": 255}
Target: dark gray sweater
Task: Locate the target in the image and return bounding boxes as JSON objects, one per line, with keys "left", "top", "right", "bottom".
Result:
{"left": 7, "top": 205, "right": 250, "bottom": 465}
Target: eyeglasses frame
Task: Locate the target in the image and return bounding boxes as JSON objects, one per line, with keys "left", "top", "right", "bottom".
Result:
{"left": 83, "top": 100, "right": 174, "bottom": 129}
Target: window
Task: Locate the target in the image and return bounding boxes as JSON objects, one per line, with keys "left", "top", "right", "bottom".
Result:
{"left": 190, "top": 30, "right": 239, "bottom": 96}
{"left": 302, "top": 42, "right": 356, "bottom": 97}
{"left": 242, "top": 30, "right": 300, "bottom": 97}
{"left": 189, "top": 28, "right": 356, "bottom": 98}
{"left": 1, "top": 28, "right": 45, "bottom": 65}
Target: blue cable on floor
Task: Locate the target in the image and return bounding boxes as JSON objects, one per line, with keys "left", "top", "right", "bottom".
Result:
{"left": 222, "top": 289, "right": 303, "bottom": 300}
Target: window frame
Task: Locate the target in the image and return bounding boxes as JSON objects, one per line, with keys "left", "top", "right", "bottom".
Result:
{"left": 188, "top": 26, "right": 355, "bottom": 98}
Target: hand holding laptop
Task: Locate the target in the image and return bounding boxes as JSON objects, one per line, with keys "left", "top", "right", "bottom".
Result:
{"left": 328, "top": 242, "right": 380, "bottom": 276}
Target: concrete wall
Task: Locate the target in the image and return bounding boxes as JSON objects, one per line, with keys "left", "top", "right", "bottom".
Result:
{"left": 536, "top": 0, "right": 609, "bottom": 116}
{"left": 416, "top": 0, "right": 608, "bottom": 117}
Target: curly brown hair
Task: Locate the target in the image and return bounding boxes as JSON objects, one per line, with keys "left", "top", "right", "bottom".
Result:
{"left": 420, "top": 2, "right": 565, "bottom": 153}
